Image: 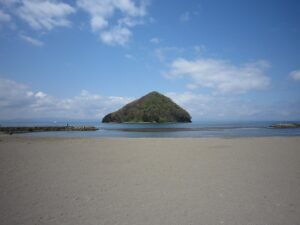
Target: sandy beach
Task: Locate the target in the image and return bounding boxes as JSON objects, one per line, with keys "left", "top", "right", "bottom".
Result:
{"left": 0, "top": 136, "right": 299, "bottom": 225}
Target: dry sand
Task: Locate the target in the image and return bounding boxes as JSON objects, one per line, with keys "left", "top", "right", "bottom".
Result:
{"left": 0, "top": 136, "right": 299, "bottom": 225}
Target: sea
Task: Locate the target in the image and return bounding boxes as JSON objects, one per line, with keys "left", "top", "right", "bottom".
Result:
{"left": 1, "top": 120, "right": 300, "bottom": 138}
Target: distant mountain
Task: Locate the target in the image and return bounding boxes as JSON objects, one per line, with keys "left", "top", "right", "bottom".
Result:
{"left": 102, "top": 91, "right": 192, "bottom": 123}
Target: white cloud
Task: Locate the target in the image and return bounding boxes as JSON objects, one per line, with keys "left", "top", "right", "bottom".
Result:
{"left": 77, "top": 0, "right": 148, "bottom": 45}
{"left": 35, "top": 91, "right": 47, "bottom": 98}
{"left": 150, "top": 37, "right": 161, "bottom": 44}
{"left": 77, "top": 0, "right": 146, "bottom": 30}
{"left": 16, "top": 0, "right": 76, "bottom": 30}
{"left": 100, "top": 26, "right": 131, "bottom": 46}
{"left": 289, "top": 70, "right": 300, "bottom": 80}
{"left": 0, "top": 78, "right": 133, "bottom": 119}
{"left": 0, "top": 79, "right": 32, "bottom": 108}
{"left": 0, "top": 9, "right": 11, "bottom": 22}
{"left": 164, "top": 58, "right": 270, "bottom": 93}
{"left": 1, "top": 0, "right": 148, "bottom": 45}
{"left": 77, "top": 0, "right": 113, "bottom": 31}
{"left": 90, "top": 16, "right": 108, "bottom": 31}
{"left": 118, "top": 16, "right": 143, "bottom": 27}
{"left": 180, "top": 11, "right": 190, "bottom": 23}
{"left": 166, "top": 92, "right": 251, "bottom": 119}
{"left": 20, "top": 34, "right": 44, "bottom": 46}
{"left": 165, "top": 92, "right": 212, "bottom": 117}
{"left": 165, "top": 91, "right": 300, "bottom": 120}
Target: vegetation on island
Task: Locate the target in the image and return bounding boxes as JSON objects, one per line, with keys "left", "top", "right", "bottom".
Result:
{"left": 102, "top": 91, "right": 192, "bottom": 123}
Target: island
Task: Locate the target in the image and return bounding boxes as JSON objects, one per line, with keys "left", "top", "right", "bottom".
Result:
{"left": 102, "top": 91, "right": 192, "bottom": 123}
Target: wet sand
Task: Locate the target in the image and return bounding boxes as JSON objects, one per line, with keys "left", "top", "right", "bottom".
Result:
{"left": 0, "top": 136, "right": 299, "bottom": 225}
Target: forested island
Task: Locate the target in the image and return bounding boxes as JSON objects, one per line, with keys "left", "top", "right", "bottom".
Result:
{"left": 102, "top": 91, "right": 192, "bottom": 123}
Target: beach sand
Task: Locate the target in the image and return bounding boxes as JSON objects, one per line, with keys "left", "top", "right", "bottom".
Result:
{"left": 0, "top": 136, "right": 299, "bottom": 225}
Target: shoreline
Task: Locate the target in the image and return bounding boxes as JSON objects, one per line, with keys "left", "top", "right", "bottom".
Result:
{"left": 0, "top": 122, "right": 299, "bottom": 136}
{"left": 1, "top": 134, "right": 300, "bottom": 139}
{"left": 2, "top": 132, "right": 300, "bottom": 140}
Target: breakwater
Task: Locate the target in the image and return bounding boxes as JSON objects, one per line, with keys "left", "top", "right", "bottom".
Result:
{"left": 0, "top": 126, "right": 98, "bottom": 134}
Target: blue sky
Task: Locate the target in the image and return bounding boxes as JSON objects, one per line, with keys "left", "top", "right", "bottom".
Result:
{"left": 0, "top": 0, "right": 299, "bottom": 120}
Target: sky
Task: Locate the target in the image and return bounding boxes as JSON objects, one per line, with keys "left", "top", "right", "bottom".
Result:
{"left": 0, "top": 0, "right": 299, "bottom": 121}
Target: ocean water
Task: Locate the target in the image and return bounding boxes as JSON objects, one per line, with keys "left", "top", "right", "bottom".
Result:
{"left": 1, "top": 120, "right": 300, "bottom": 138}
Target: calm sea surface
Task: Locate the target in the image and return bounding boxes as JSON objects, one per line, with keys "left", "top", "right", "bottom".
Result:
{"left": 1, "top": 121, "right": 300, "bottom": 138}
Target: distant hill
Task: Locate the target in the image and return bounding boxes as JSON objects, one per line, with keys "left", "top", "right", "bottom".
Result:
{"left": 102, "top": 91, "right": 192, "bottom": 123}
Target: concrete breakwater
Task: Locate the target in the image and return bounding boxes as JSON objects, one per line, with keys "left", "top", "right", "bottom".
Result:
{"left": 0, "top": 126, "right": 98, "bottom": 134}
{"left": 270, "top": 123, "right": 300, "bottom": 129}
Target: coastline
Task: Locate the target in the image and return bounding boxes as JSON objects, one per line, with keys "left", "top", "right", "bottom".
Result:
{"left": 1, "top": 136, "right": 299, "bottom": 225}
{"left": 1, "top": 121, "right": 300, "bottom": 138}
